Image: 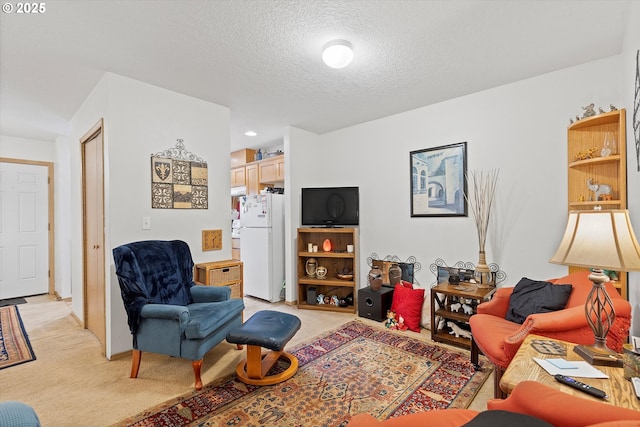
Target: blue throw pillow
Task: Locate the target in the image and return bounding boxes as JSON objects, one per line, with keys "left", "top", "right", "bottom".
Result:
{"left": 505, "top": 277, "right": 573, "bottom": 324}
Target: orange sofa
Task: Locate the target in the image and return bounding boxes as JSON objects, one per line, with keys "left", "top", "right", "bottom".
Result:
{"left": 469, "top": 271, "right": 631, "bottom": 397}
{"left": 347, "top": 381, "right": 640, "bottom": 427}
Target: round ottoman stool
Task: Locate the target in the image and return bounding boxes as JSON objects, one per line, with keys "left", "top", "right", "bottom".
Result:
{"left": 226, "top": 310, "right": 301, "bottom": 385}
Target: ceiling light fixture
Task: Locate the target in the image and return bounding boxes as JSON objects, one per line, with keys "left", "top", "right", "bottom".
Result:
{"left": 244, "top": 131, "right": 257, "bottom": 137}
{"left": 322, "top": 40, "right": 353, "bottom": 69}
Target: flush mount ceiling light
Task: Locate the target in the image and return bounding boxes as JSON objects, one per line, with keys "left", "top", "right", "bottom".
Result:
{"left": 244, "top": 131, "right": 257, "bottom": 137}
{"left": 322, "top": 40, "right": 353, "bottom": 69}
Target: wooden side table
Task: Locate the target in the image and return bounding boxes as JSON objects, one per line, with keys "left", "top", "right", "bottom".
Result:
{"left": 194, "top": 260, "right": 243, "bottom": 298}
{"left": 500, "top": 334, "right": 640, "bottom": 410}
{"left": 430, "top": 282, "right": 495, "bottom": 349}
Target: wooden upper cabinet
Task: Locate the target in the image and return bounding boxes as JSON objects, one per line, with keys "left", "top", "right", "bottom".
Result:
{"left": 258, "top": 155, "right": 285, "bottom": 184}
{"left": 231, "top": 166, "right": 245, "bottom": 187}
{"left": 245, "top": 163, "right": 262, "bottom": 195}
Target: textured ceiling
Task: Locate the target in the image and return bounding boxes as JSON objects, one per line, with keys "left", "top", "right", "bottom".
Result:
{"left": 0, "top": 0, "right": 632, "bottom": 151}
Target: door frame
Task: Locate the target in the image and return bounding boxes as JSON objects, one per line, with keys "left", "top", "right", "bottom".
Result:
{"left": 0, "top": 157, "right": 55, "bottom": 296}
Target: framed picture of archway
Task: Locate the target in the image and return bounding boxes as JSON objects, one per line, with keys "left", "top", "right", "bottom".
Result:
{"left": 410, "top": 142, "right": 467, "bottom": 217}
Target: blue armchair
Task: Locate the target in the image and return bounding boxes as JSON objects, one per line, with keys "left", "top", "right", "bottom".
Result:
{"left": 113, "top": 240, "right": 245, "bottom": 390}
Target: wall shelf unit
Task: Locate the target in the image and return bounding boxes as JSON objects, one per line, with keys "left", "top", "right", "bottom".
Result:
{"left": 566, "top": 109, "right": 627, "bottom": 298}
{"left": 297, "top": 227, "right": 358, "bottom": 313}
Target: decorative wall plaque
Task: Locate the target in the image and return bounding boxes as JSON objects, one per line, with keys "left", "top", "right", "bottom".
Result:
{"left": 151, "top": 139, "right": 208, "bottom": 209}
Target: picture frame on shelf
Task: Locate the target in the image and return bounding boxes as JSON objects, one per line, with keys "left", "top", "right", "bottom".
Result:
{"left": 410, "top": 142, "right": 467, "bottom": 217}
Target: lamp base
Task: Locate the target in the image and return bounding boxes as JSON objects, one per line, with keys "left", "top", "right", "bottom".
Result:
{"left": 573, "top": 344, "right": 623, "bottom": 367}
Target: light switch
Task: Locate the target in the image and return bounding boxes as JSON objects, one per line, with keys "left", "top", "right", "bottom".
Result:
{"left": 142, "top": 216, "right": 151, "bottom": 230}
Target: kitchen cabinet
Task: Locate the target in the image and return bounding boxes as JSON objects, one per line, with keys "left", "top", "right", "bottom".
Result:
{"left": 231, "top": 167, "right": 245, "bottom": 187}
{"left": 258, "top": 155, "right": 284, "bottom": 184}
{"left": 245, "top": 163, "right": 264, "bottom": 195}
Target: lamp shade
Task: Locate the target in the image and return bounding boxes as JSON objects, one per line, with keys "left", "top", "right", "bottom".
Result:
{"left": 550, "top": 210, "right": 640, "bottom": 271}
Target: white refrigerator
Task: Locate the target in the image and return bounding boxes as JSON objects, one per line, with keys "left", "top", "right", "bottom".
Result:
{"left": 240, "top": 193, "right": 285, "bottom": 302}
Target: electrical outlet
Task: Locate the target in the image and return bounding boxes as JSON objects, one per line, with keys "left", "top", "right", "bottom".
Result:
{"left": 142, "top": 216, "right": 151, "bottom": 230}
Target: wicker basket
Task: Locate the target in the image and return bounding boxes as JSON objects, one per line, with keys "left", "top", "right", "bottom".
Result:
{"left": 227, "top": 282, "right": 242, "bottom": 299}
{"left": 209, "top": 265, "right": 241, "bottom": 285}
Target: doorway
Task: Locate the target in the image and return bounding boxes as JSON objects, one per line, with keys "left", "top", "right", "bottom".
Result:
{"left": 0, "top": 158, "right": 54, "bottom": 299}
{"left": 81, "top": 120, "right": 106, "bottom": 352}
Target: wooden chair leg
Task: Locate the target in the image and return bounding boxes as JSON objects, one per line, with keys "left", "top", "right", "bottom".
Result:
{"left": 493, "top": 365, "right": 507, "bottom": 399}
{"left": 192, "top": 359, "right": 203, "bottom": 391}
{"left": 130, "top": 349, "right": 141, "bottom": 379}
{"left": 470, "top": 337, "right": 480, "bottom": 370}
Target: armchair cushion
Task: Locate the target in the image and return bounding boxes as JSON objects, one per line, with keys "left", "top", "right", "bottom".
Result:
{"left": 185, "top": 299, "right": 245, "bottom": 339}
{"left": 505, "top": 277, "right": 573, "bottom": 324}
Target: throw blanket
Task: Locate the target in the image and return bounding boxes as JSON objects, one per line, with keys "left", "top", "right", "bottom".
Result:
{"left": 113, "top": 240, "right": 195, "bottom": 335}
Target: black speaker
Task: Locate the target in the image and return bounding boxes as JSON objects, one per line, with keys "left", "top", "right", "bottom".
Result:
{"left": 306, "top": 286, "right": 317, "bottom": 305}
{"left": 358, "top": 286, "right": 394, "bottom": 322}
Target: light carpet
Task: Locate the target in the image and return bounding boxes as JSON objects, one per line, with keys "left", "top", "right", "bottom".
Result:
{"left": 115, "top": 320, "right": 491, "bottom": 426}
{"left": 0, "top": 305, "right": 36, "bottom": 370}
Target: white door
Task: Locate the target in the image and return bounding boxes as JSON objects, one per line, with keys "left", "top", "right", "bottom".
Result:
{"left": 0, "top": 162, "right": 49, "bottom": 299}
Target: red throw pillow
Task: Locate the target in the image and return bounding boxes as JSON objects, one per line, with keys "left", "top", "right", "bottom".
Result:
{"left": 391, "top": 284, "right": 425, "bottom": 332}
{"left": 401, "top": 280, "right": 413, "bottom": 289}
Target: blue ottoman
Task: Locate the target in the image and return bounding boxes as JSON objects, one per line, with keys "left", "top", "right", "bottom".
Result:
{"left": 226, "top": 310, "right": 301, "bottom": 385}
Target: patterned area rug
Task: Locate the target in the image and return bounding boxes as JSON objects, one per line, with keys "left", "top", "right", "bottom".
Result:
{"left": 115, "top": 320, "right": 491, "bottom": 427}
{"left": 0, "top": 305, "right": 36, "bottom": 370}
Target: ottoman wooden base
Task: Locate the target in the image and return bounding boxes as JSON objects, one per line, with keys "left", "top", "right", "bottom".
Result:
{"left": 235, "top": 345, "right": 298, "bottom": 385}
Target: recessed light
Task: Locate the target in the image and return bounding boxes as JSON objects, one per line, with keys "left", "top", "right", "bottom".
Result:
{"left": 322, "top": 40, "right": 353, "bottom": 69}
{"left": 245, "top": 131, "right": 257, "bottom": 137}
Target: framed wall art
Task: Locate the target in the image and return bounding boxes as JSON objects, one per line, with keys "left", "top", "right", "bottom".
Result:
{"left": 151, "top": 139, "right": 208, "bottom": 209}
{"left": 410, "top": 142, "right": 467, "bottom": 217}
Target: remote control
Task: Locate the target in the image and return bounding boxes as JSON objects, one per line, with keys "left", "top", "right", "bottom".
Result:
{"left": 554, "top": 374, "right": 608, "bottom": 399}
{"left": 632, "top": 377, "right": 640, "bottom": 399}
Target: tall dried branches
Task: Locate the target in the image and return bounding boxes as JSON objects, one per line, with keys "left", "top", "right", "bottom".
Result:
{"left": 465, "top": 169, "right": 499, "bottom": 253}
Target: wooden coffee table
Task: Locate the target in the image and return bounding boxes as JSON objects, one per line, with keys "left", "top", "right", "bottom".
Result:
{"left": 500, "top": 334, "right": 640, "bottom": 410}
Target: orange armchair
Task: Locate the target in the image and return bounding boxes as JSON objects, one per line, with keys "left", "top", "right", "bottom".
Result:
{"left": 469, "top": 271, "right": 631, "bottom": 398}
{"left": 347, "top": 381, "right": 640, "bottom": 427}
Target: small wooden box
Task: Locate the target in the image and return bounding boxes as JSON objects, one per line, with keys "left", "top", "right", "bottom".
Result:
{"left": 194, "top": 260, "right": 243, "bottom": 299}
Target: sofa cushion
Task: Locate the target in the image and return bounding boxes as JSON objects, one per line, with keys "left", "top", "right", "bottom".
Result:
{"left": 505, "top": 278, "right": 572, "bottom": 324}
{"left": 391, "top": 284, "right": 425, "bottom": 332}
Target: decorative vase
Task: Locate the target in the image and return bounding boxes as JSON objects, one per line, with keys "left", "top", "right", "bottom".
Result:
{"left": 368, "top": 267, "right": 383, "bottom": 291}
{"left": 388, "top": 263, "right": 402, "bottom": 286}
{"left": 305, "top": 258, "right": 317, "bottom": 277}
{"left": 474, "top": 251, "right": 493, "bottom": 287}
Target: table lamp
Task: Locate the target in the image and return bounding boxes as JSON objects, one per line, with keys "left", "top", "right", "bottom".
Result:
{"left": 550, "top": 210, "right": 640, "bottom": 366}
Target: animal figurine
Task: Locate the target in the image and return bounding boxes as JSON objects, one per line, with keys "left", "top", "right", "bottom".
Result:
{"left": 450, "top": 302, "right": 462, "bottom": 312}
{"left": 587, "top": 178, "right": 612, "bottom": 201}
{"left": 447, "top": 322, "right": 472, "bottom": 339}
{"left": 462, "top": 304, "right": 473, "bottom": 315}
{"left": 582, "top": 103, "right": 596, "bottom": 118}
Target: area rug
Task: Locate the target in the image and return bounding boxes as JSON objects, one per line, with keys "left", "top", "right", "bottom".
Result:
{"left": 0, "top": 297, "right": 27, "bottom": 307}
{"left": 0, "top": 305, "right": 36, "bottom": 370}
{"left": 115, "top": 320, "right": 491, "bottom": 427}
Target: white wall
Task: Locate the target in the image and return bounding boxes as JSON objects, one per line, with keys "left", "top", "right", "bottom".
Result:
{"left": 288, "top": 56, "right": 626, "bottom": 297}
{"left": 70, "top": 73, "right": 231, "bottom": 357}
{"left": 0, "top": 135, "right": 55, "bottom": 161}
{"left": 622, "top": 2, "right": 640, "bottom": 335}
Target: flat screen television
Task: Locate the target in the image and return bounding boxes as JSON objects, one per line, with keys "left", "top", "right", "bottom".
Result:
{"left": 301, "top": 186, "right": 359, "bottom": 226}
